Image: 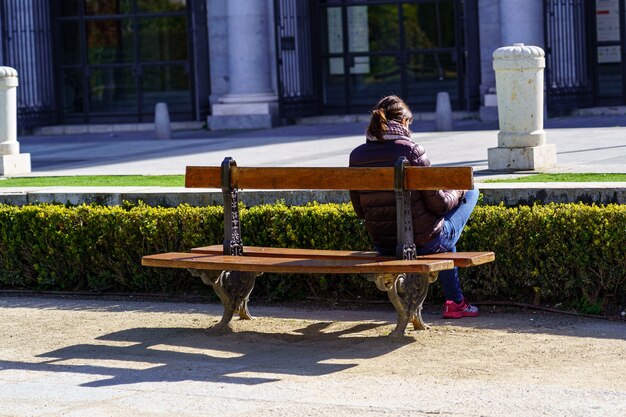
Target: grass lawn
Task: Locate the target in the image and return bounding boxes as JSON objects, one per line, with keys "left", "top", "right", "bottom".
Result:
{"left": 0, "top": 175, "right": 185, "bottom": 187}
{"left": 484, "top": 173, "right": 626, "bottom": 183}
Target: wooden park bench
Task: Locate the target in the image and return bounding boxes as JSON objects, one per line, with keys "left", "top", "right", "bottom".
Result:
{"left": 142, "top": 157, "right": 495, "bottom": 337}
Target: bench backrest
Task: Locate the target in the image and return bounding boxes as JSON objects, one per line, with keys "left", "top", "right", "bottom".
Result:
{"left": 186, "top": 166, "right": 473, "bottom": 190}
{"left": 185, "top": 157, "right": 474, "bottom": 260}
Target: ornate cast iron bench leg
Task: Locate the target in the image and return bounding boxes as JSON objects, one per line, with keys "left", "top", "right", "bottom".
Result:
{"left": 188, "top": 269, "right": 261, "bottom": 332}
{"left": 371, "top": 272, "right": 439, "bottom": 337}
{"left": 406, "top": 272, "right": 439, "bottom": 332}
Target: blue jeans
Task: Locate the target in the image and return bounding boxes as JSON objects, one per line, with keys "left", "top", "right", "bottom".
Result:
{"left": 416, "top": 188, "right": 479, "bottom": 303}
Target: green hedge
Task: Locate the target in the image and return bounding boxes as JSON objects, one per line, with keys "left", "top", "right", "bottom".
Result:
{"left": 0, "top": 203, "right": 222, "bottom": 294}
{"left": 0, "top": 202, "right": 624, "bottom": 310}
{"left": 460, "top": 203, "right": 626, "bottom": 310}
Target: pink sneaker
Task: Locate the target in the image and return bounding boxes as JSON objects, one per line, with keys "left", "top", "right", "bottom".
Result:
{"left": 443, "top": 298, "right": 479, "bottom": 319}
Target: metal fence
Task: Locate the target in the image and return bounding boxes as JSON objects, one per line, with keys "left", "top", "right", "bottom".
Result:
{"left": 275, "top": 0, "right": 319, "bottom": 118}
{"left": 544, "top": 0, "right": 594, "bottom": 116}
{"left": 1, "top": 0, "right": 56, "bottom": 131}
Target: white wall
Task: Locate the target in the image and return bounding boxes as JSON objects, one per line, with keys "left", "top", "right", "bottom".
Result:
{"left": 479, "top": 0, "right": 545, "bottom": 99}
{"left": 207, "top": 0, "right": 229, "bottom": 105}
{"left": 499, "top": 0, "right": 544, "bottom": 48}
{"left": 479, "top": 0, "right": 502, "bottom": 97}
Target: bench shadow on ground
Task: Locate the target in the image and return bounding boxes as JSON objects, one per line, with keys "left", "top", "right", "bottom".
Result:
{"left": 0, "top": 321, "right": 413, "bottom": 388}
{"left": 0, "top": 297, "right": 624, "bottom": 388}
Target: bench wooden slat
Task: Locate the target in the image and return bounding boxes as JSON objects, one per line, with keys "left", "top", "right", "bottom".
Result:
{"left": 406, "top": 166, "right": 473, "bottom": 190}
{"left": 185, "top": 166, "right": 473, "bottom": 190}
{"left": 190, "top": 245, "right": 495, "bottom": 267}
{"left": 236, "top": 167, "right": 392, "bottom": 190}
{"left": 190, "top": 245, "right": 384, "bottom": 260}
{"left": 142, "top": 253, "right": 455, "bottom": 274}
{"left": 185, "top": 167, "right": 221, "bottom": 189}
{"left": 412, "top": 251, "right": 495, "bottom": 267}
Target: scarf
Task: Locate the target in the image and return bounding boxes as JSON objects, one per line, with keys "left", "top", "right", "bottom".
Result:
{"left": 366, "top": 119, "right": 412, "bottom": 142}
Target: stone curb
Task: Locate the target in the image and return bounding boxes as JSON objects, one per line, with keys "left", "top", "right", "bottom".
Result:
{"left": 1, "top": 183, "right": 626, "bottom": 207}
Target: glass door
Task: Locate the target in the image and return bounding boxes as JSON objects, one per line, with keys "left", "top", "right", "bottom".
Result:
{"left": 55, "top": 0, "right": 192, "bottom": 123}
{"left": 318, "top": 0, "right": 465, "bottom": 114}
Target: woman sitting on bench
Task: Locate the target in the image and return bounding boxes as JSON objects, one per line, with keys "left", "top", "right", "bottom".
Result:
{"left": 349, "top": 95, "right": 480, "bottom": 319}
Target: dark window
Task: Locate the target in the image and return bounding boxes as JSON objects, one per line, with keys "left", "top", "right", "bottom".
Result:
{"left": 55, "top": 0, "right": 193, "bottom": 123}
{"left": 317, "top": 0, "right": 466, "bottom": 114}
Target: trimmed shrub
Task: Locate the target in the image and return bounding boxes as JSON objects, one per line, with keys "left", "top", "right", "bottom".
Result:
{"left": 460, "top": 203, "right": 626, "bottom": 309}
{"left": 0, "top": 203, "right": 222, "bottom": 294}
{"left": 0, "top": 202, "right": 624, "bottom": 310}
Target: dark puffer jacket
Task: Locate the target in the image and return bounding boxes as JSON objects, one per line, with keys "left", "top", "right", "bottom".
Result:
{"left": 349, "top": 138, "right": 463, "bottom": 253}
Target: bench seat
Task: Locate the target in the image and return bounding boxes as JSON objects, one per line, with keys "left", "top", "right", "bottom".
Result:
{"left": 142, "top": 252, "right": 455, "bottom": 274}
{"left": 189, "top": 245, "right": 495, "bottom": 267}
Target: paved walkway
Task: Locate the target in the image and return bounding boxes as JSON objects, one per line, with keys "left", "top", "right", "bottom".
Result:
{"left": 15, "top": 114, "right": 626, "bottom": 178}
{"left": 0, "top": 295, "right": 624, "bottom": 417}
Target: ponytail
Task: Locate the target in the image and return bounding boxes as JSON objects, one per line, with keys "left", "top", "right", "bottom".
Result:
{"left": 367, "top": 108, "right": 388, "bottom": 141}
{"left": 366, "top": 95, "right": 413, "bottom": 142}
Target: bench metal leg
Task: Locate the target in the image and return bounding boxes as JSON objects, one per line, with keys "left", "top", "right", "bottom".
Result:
{"left": 188, "top": 269, "right": 260, "bottom": 332}
{"left": 372, "top": 272, "right": 439, "bottom": 337}
{"left": 405, "top": 272, "right": 439, "bottom": 332}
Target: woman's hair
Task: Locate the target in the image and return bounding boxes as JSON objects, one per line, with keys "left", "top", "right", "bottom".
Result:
{"left": 367, "top": 95, "right": 413, "bottom": 141}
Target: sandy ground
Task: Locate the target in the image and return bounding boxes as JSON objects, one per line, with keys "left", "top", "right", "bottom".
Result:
{"left": 0, "top": 295, "right": 624, "bottom": 417}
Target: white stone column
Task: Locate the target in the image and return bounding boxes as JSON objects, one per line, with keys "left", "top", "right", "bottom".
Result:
{"left": 208, "top": 0, "right": 278, "bottom": 130}
{"left": 0, "top": 67, "right": 31, "bottom": 176}
{"left": 488, "top": 44, "right": 557, "bottom": 172}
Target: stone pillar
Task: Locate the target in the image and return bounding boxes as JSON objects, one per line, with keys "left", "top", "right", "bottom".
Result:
{"left": 208, "top": 0, "right": 278, "bottom": 130}
{"left": 0, "top": 67, "right": 31, "bottom": 176}
{"left": 488, "top": 44, "right": 557, "bottom": 172}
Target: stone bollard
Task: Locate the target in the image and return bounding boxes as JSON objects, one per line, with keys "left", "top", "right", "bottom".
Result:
{"left": 435, "top": 91, "right": 453, "bottom": 132}
{"left": 154, "top": 102, "right": 172, "bottom": 140}
{"left": 0, "top": 66, "right": 31, "bottom": 176}
{"left": 488, "top": 43, "right": 557, "bottom": 171}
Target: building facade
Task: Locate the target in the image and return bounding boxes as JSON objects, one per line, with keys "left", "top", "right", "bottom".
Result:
{"left": 0, "top": 0, "right": 624, "bottom": 131}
